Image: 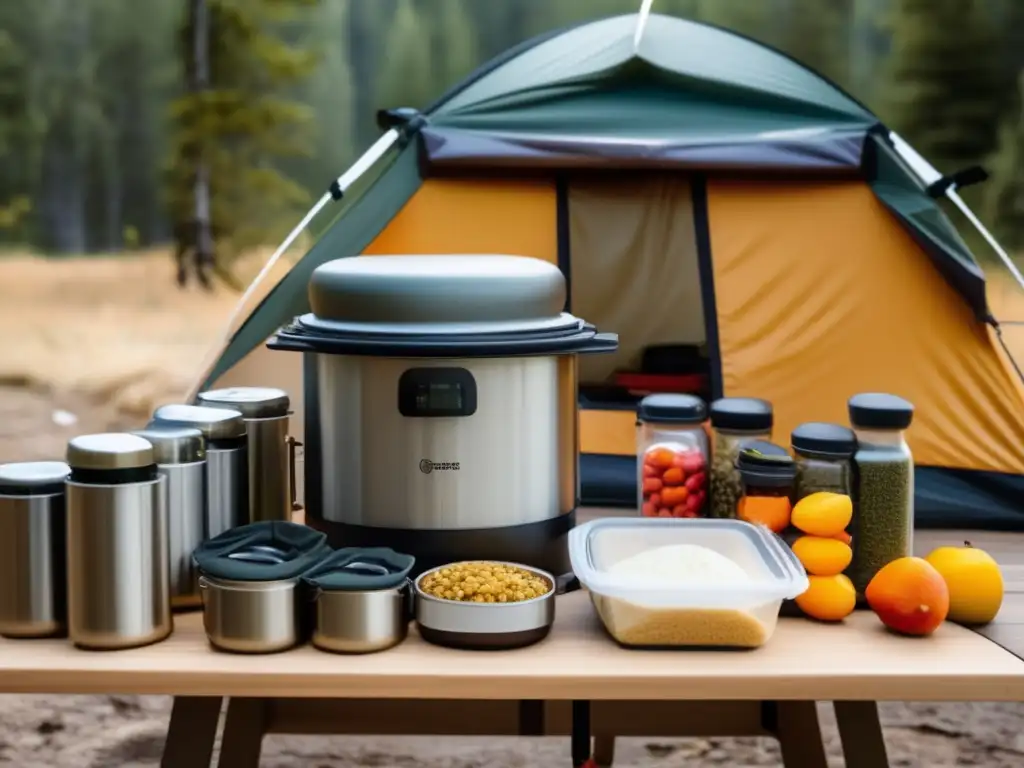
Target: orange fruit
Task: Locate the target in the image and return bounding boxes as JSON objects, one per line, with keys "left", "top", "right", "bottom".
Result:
{"left": 833, "top": 530, "right": 852, "bottom": 546}
{"left": 790, "top": 492, "right": 852, "bottom": 537}
{"left": 737, "top": 496, "right": 791, "bottom": 534}
{"left": 865, "top": 557, "right": 949, "bottom": 637}
{"left": 795, "top": 574, "right": 857, "bottom": 622}
{"left": 925, "top": 543, "right": 1004, "bottom": 626}
{"left": 792, "top": 536, "right": 853, "bottom": 577}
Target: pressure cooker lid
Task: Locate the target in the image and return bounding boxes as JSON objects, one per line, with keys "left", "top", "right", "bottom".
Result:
{"left": 0, "top": 461, "right": 70, "bottom": 496}
{"left": 197, "top": 386, "right": 290, "bottom": 419}
{"left": 67, "top": 433, "right": 155, "bottom": 471}
{"left": 131, "top": 426, "right": 205, "bottom": 465}
{"left": 151, "top": 404, "right": 247, "bottom": 441}
{"left": 306, "top": 254, "right": 574, "bottom": 334}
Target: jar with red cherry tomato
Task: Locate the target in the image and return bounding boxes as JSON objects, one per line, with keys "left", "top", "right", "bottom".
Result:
{"left": 636, "top": 394, "right": 709, "bottom": 518}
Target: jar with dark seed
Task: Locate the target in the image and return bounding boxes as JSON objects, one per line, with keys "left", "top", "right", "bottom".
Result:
{"left": 791, "top": 422, "right": 856, "bottom": 502}
{"left": 709, "top": 398, "right": 773, "bottom": 519}
{"left": 847, "top": 393, "right": 915, "bottom": 599}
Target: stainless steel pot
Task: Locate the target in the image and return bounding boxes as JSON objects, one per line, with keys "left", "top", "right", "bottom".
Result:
{"left": 0, "top": 461, "right": 70, "bottom": 638}
{"left": 198, "top": 572, "right": 303, "bottom": 654}
{"left": 269, "top": 255, "right": 618, "bottom": 576}
{"left": 311, "top": 584, "right": 409, "bottom": 654}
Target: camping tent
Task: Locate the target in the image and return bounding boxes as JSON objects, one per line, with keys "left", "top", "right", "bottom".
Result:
{"left": 190, "top": 12, "right": 1024, "bottom": 530}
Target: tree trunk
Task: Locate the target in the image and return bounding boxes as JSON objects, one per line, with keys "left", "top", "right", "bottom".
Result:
{"left": 191, "top": 0, "right": 214, "bottom": 288}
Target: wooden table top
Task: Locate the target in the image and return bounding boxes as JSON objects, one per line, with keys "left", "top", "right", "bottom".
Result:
{"left": 1, "top": 590, "right": 1021, "bottom": 702}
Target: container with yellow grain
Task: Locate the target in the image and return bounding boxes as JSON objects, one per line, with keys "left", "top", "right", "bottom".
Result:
{"left": 414, "top": 561, "right": 556, "bottom": 649}
{"left": 569, "top": 518, "right": 807, "bottom": 649}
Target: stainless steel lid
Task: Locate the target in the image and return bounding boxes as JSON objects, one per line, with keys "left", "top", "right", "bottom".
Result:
{"left": 151, "top": 404, "right": 246, "bottom": 441}
{"left": 131, "top": 426, "right": 205, "bottom": 464}
{"left": 308, "top": 255, "right": 568, "bottom": 330}
{"left": 0, "top": 461, "right": 71, "bottom": 494}
{"left": 67, "top": 433, "right": 155, "bottom": 471}
{"left": 196, "top": 386, "right": 290, "bottom": 419}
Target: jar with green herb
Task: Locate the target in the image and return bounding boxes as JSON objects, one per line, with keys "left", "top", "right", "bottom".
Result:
{"left": 847, "top": 393, "right": 915, "bottom": 598}
{"left": 791, "top": 422, "right": 856, "bottom": 501}
{"left": 709, "top": 398, "right": 773, "bottom": 519}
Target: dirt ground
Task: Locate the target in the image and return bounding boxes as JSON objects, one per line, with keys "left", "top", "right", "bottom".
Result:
{"left": 1, "top": 253, "right": 1023, "bottom": 767}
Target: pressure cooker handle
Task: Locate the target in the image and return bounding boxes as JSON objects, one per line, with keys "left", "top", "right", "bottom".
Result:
{"left": 576, "top": 332, "right": 619, "bottom": 355}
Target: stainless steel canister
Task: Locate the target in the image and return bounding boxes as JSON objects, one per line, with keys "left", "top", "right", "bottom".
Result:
{"left": 198, "top": 574, "right": 303, "bottom": 653}
{"left": 197, "top": 387, "right": 295, "bottom": 523}
{"left": 131, "top": 426, "right": 206, "bottom": 610}
{"left": 0, "top": 461, "right": 71, "bottom": 638}
{"left": 65, "top": 433, "right": 172, "bottom": 650}
{"left": 150, "top": 404, "right": 248, "bottom": 538}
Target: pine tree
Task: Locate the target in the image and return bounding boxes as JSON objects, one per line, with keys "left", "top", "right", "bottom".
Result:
{"left": 881, "top": 0, "right": 1005, "bottom": 175}
{"left": 987, "top": 76, "right": 1024, "bottom": 252}
{"left": 167, "top": 0, "right": 317, "bottom": 288}
{"left": 775, "top": 0, "right": 855, "bottom": 87}
{"left": 375, "top": 0, "right": 438, "bottom": 111}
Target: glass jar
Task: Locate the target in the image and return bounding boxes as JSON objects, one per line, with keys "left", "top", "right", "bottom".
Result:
{"left": 637, "top": 394, "right": 709, "bottom": 518}
{"left": 709, "top": 398, "right": 773, "bottom": 519}
{"left": 736, "top": 441, "right": 796, "bottom": 534}
{"left": 791, "top": 422, "right": 856, "bottom": 502}
{"left": 846, "top": 393, "right": 915, "bottom": 598}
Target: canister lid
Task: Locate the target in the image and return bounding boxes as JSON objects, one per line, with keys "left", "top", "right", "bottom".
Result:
{"left": 0, "top": 461, "right": 70, "bottom": 495}
{"left": 131, "top": 426, "right": 205, "bottom": 464}
{"left": 637, "top": 394, "right": 707, "bottom": 425}
{"left": 710, "top": 397, "right": 773, "bottom": 432}
{"left": 791, "top": 422, "right": 857, "bottom": 458}
{"left": 848, "top": 393, "right": 914, "bottom": 430}
{"left": 66, "top": 433, "right": 155, "bottom": 471}
{"left": 151, "top": 404, "right": 247, "bottom": 441}
{"left": 308, "top": 255, "right": 567, "bottom": 327}
{"left": 736, "top": 440, "right": 796, "bottom": 487}
{"left": 197, "top": 386, "right": 290, "bottom": 419}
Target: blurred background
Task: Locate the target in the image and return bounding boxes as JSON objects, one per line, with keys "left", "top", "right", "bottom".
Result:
{"left": 2, "top": 1, "right": 1024, "bottom": 765}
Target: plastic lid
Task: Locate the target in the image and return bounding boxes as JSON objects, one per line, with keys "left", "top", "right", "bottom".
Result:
{"left": 736, "top": 441, "right": 796, "bottom": 487}
{"left": 790, "top": 422, "right": 856, "bottom": 458}
{"left": 710, "top": 397, "right": 773, "bottom": 432}
{"left": 0, "top": 461, "right": 70, "bottom": 495}
{"left": 131, "top": 426, "right": 205, "bottom": 465}
{"left": 637, "top": 394, "right": 707, "bottom": 425}
{"left": 308, "top": 255, "right": 566, "bottom": 328}
{"left": 197, "top": 387, "right": 290, "bottom": 419}
{"left": 151, "top": 404, "right": 247, "bottom": 441}
{"left": 303, "top": 547, "right": 415, "bottom": 592}
{"left": 67, "top": 433, "right": 155, "bottom": 471}
{"left": 568, "top": 517, "right": 808, "bottom": 609}
{"left": 847, "top": 393, "right": 914, "bottom": 430}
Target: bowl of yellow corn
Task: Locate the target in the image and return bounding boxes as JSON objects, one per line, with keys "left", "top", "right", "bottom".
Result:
{"left": 414, "top": 560, "right": 556, "bottom": 650}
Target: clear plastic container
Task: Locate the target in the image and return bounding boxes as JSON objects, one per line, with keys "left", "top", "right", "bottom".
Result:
{"left": 636, "top": 394, "right": 709, "bottom": 518}
{"left": 709, "top": 398, "right": 773, "bottom": 519}
{"left": 569, "top": 517, "right": 808, "bottom": 649}
{"left": 846, "top": 394, "right": 915, "bottom": 598}
{"left": 791, "top": 422, "right": 856, "bottom": 502}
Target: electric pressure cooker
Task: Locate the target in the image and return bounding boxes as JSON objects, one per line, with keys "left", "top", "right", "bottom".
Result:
{"left": 268, "top": 254, "right": 618, "bottom": 577}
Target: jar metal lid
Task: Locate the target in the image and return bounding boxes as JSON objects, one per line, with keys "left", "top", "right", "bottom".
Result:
{"left": 197, "top": 387, "right": 290, "bottom": 419}
{"left": 67, "top": 433, "right": 155, "bottom": 471}
{"left": 637, "top": 393, "right": 707, "bottom": 425}
{"left": 736, "top": 440, "right": 796, "bottom": 487}
{"left": 0, "top": 461, "right": 70, "bottom": 495}
{"left": 791, "top": 422, "right": 856, "bottom": 458}
{"left": 151, "top": 404, "right": 247, "bottom": 441}
{"left": 848, "top": 393, "right": 914, "bottom": 431}
{"left": 710, "top": 397, "right": 773, "bottom": 432}
{"left": 131, "top": 426, "right": 205, "bottom": 465}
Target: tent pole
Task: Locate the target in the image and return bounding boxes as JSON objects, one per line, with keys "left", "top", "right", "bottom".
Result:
{"left": 633, "top": 0, "right": 655, "bottom": 51}
{"left": 946, "top": 189, "right": 1024, "bottom": 294}
{"left": 188, "top": 128, "right": 401, "bottom": 399}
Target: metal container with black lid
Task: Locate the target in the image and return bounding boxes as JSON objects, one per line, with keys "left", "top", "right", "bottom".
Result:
{"left": 709, "top": 397, "right": 774, "bottom": 519}
{"left": 65, "top": 433, "right": 172, "bottom": 649}
{"left": 268, "top": 255, "right": 619, "bottom": 578}
{"left": 132, "top": 425, "right": 206, "bottom": 609}
{"left": 196, "top": 386, "right": 296, "bottom": 524}
{"left": 791, "top": 422, "right": 857, "bottom": 502}
{"left": 151, "top": 404, "right": 248, "bottom": 538}
{"left": 0, "top": 461, "right": 71, "bottom": 638}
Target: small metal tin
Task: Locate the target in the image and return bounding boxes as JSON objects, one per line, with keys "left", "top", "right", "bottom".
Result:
{"left": 413, "top": 561, "right": 556, "bottom": 650}
{"left": 198, "top": 573, "right": 304, "bottom": 654}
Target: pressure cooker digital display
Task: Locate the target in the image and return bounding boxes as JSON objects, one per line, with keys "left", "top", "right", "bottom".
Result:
{"left": 398, "top": 368, "right": 477, "bottom": 417}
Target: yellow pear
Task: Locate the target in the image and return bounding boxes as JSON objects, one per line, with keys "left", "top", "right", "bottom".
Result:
{"left": 924, "top": 542, "right": 1004, "bottom": 626}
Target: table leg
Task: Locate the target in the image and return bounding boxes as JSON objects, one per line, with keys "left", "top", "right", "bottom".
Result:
{"left": 217, "top": 697, "right": 269, "bottom": 768}
{"left": 592, "top": 735, "right": 616, "bottom": 767}
{"left": 160, "top": 696, "right": 223, "bottom": 768}
{"left": 774, "top": 701, "right": 829, "bottom": 768}
{"left": 834, "top": 701, "right": 890, "bottom": 768}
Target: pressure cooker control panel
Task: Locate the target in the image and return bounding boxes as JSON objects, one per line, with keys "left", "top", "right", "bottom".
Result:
{"left": 398, "top": 367, "right": 477, "bottom": 418}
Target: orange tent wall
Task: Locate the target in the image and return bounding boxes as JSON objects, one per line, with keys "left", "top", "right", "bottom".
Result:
{"left": 706, "top": 180, "right": 1024, "bottom": 474}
